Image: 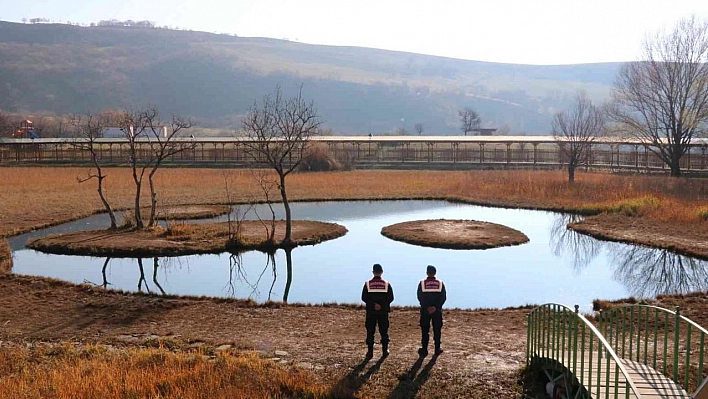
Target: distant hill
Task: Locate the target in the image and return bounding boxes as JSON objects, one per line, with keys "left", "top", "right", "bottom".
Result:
{"left": 0, "top": 21, "right": 622, "bottom": 135}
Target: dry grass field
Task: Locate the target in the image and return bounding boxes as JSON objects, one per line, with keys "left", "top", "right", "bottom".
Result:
{"left": 2, "top": 167, "right": 708, "bottom": 237}
{"left": 0, "top": 344, "right": 330, "bottom": 399}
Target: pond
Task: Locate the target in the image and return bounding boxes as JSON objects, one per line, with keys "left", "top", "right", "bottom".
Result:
{"left": 8, "top": 200, "right": 708, "bottom": 310}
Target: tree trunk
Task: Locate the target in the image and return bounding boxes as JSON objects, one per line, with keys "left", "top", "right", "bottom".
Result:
{"left": 96, "top": 175, "right": 117, "bottom": 229}
{"left": 670, "top": 145, "right": 683, "bottom": 177}
{"left": 89, "top": 151, "right": 117, "bottom": 229}
{"left": 134, "top": 180, "right": 143, "bottom": 229}
{"left": 568, "top": 164, "right": 576, "bottom": 183}
{"left": 147, "top": 168, "right": 158, "bottom": 227}
{"left": 279, "top": 172, "right": 292, "bottom": 246}
{"left": 96, "top": 173, "right": 117, "bottom": 229}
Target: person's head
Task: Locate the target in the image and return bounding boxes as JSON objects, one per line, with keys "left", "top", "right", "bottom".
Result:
{"left": 372, "top": 263, "right": 383, "bottom": 276}
{"left": 426, "top": 264, "right": 436, "bottom": 277}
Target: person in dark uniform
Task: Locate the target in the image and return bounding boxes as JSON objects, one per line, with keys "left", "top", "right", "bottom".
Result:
{"left": 417, "top": 264, "right": 446, "bottom": 357}
{"left": 361, "top": 263, "right": 394, "bottom": 359}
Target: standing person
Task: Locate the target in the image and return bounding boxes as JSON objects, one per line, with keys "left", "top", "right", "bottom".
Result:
{"left": 417, "top": 264, "right": 446, "bottom": 357}
{"left": 361, "top": 263, "right": 394, "bottom": 359}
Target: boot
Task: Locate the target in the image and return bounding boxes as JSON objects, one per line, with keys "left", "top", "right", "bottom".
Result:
{"left": 365, "top": 346, "right": 374, "bottom": 359}
{"left": 417, "top": 347, "right": 428, "bottom": 357}
{"left": 381, "top": 343, "right": 389, "bottom": 358}
{"left": 434, "top": 344, "right": 443, "bottom": 355}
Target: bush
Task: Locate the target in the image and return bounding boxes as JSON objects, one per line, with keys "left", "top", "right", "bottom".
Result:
{"left": 119, "top": 210, "right": 136, "bottom": 228}
{"left": 698, "top": 207, "right": 708, "bottom": 221}
{"left": 299, "top": 144, "right": 343, "bottom": 172}
{"left": 0, "top": 239, "right": 11, "bottom": 273}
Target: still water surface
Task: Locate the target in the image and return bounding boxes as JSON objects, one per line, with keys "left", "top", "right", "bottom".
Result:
{"left": 9, "top": 201, "right": 708, "bottom": 310}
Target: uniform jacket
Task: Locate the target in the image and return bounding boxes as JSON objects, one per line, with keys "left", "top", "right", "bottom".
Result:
{"left": 417, "top": 277, "right": 446, "bottom": 309}
{"left": 361, "top": 276, "right": 394, "bottom": 313}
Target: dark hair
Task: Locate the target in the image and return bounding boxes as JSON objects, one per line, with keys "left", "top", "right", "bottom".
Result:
{"left": 426, "top": 265, "right": 436, "bottom": 274}
{"left": 373, "top": 263, "right": 383, "bottom": 272}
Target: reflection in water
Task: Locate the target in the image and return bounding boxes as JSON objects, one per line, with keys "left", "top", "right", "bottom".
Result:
{"left": 227, "top": 252, "right": 276, "bottom": 300}
{"left": 101, "top": 257, "right": 110, "bottom": 288}
{"left": 549, "top": 214, "right": 604, "bottom": 273}
{"left": 137, "top": 258, "right": 148, "bottom": 293}
{"left": 225, "top": 249, "right": 293, "bottom": 302}
{"left": 14, "top": 200, "right": 708, "bottom": 307}
{"left": 283, "top": 248, "right": 292, "bottom": 303}
{"left": 152, "top": 258, "right": 166, "bottom": 295}
{"left": 551, "top": 213, "right": 708, "bottom": 297}
{"left": 610, "top": 244, "right": 708, "bottom": 297}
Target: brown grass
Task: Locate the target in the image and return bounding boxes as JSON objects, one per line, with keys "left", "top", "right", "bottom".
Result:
{"left": 0, "top": 344, "right": 331, "bottom": 399}
{"left": 2, "top": 168, "right": 708, "bottom": 238}
{"left": 156, "top": 204, "right": 232, "bottom": 220}
{"left": 0, "top": 239, "right": 10, "bottom": 273}
{"left": 27, "top": 220, "right": 348, "bottom": 257}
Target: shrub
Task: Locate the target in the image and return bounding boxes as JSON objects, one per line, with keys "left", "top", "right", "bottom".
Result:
{"left": 698, "top": 207, "right": 708, "bottom": 221}
{"left": 0, "top": 239, "right": 11, "bottom": 273}
{"left": 299, "top": 144, "right": 342, "bottom": 172}
{"left": 119, "top": 210, "right": 136, "bottom": 228}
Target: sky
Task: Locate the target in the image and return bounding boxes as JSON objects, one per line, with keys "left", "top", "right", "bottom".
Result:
{"left": 1, "top": 0, "right": 708, "bottom": 65}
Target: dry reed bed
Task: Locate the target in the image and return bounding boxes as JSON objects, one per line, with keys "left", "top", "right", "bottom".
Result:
{"left": 2, "top": 168, "right": 708, "bottom": 238}
{"left": 0, "top": 344, "right": 330, "bottom": 399}
{"left": 0, "top": 239, "right": 10, "bottom": 273}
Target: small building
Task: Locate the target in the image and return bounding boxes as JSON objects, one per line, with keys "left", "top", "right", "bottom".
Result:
{"left": 472, "top": 128, "right": 497, "bottom": 136}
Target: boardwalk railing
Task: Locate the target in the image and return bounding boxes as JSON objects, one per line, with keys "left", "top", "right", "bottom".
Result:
{"left": 2, "top": 136, "right": 708, "bottom": 173}
{"left": 598, "top": 305, "right": 708, "bottom": 396}
{"left": 527, "top": 303, "right": 642, "bottom": 398}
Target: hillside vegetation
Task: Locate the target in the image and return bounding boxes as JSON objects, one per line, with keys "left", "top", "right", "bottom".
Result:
{"left": 0, "top": 21, "right": 620, "bottom": 134}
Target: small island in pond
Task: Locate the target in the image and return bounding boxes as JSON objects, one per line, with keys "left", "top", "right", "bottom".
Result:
{"left": 381, "top": 219, "right": 529, "bottom": 249}
{"left": 27, "top": 220, "right": 347, "bottom": 257}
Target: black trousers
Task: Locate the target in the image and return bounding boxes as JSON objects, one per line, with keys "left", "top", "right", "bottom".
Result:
{"left": 365, "top": 312, "right": 390, "bottom": 346}
{"left": 420, "top": 309, "right": 443, "bottom": 348}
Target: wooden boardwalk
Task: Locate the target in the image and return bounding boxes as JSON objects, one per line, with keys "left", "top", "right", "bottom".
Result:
{"left": 543, "top": 354, "right": 690, "bottom": 398}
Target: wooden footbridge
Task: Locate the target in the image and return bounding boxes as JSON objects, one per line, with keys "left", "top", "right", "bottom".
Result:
{"left": 527, "top": 304, "right": 708, "bottom": 398}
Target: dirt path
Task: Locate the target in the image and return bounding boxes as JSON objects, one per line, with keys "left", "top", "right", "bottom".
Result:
{"left": 0, "top": 274, "right": 527, "bottom": 398}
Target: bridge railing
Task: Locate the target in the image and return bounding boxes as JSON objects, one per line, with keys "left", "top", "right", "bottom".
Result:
{"left": 527, "top": 303, "right": 642, "bottom": 398}
{"left": 598, "top": 304, "right": 708, "bottom": 396}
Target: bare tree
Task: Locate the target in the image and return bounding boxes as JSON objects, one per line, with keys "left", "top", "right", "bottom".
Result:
{"left": 552, "top": 91, "right": 605, "bottom": 182}
{"left": 610, "top": 16, "right": 708, "bottom": 176}
{"left": 459, "top": 107, "right": 481, "bottom": 136}
{"left": 252, "top": 170, "right": 278, "bottom": 245}
{"left": 71, "top": 114, "right": 118, "bottom": 229}
{"left": 394, "top": 126, "right": 408, "bottom": 136}
{"left": 240, "top": 84, "right": 321, "bottom": 246}
{"left": 414, "top": 123, "right": 424, "bottom": 135}
{"left": 0, "top": 111, "right": 14, "bottom": 137}
{"left": 120, "top": 107, "right": 194, "bottom": 228}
